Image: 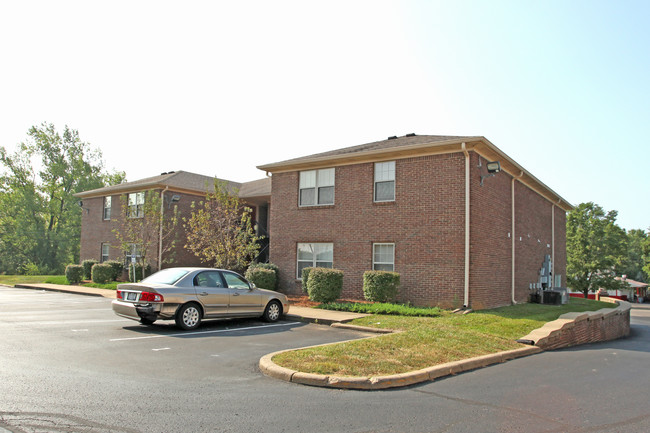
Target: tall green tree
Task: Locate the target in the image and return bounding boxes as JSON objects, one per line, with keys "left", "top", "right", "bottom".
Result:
{"left": 184, "top": 179, "right": 262, "bottom": 272}
{"left": 620, "top": 229, "right": 648, "bottom": 282}
{"left": 566, "top": 202, "right": 627, "bottom": 298}
{"left": 0, "top": 123, "right": 125, "bottom": 274}
{"left": 643, "top": 234, "right": 650, "bottom": 282}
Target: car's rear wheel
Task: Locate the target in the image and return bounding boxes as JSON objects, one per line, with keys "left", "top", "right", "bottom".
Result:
{"left": 262, "top": 300, "right": 282, "bottom": 322}
{"left": 175, "top": 303, "right": 202, "bottom": 330}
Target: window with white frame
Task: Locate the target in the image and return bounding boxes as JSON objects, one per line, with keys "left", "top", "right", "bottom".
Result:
{"left": 103, "top": 196, "right": 112, "bottom": 220}
{"left": 297, "top": 243, "right": 333, "bottom": 278}
{"left": 101, "top": 243, "right": 110, "bottom": 262}
{"left": 299, "top": 168, "right": 335, "bottom": 206}
{"left": 374, "top": 161, "right": 395, "bottom": 202}
{"left": 128, "top": 192, "right": 145, "bottom": 218}
{"left": 373, "top": 243, "right": 395, "bottom": 271}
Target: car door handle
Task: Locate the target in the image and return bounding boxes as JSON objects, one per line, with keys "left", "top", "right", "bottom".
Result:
{"left": 199, "top": 292, "right": 209, "bottom": 296}
{"left": 232, "top": 292, "right": 240, "bottom": 296}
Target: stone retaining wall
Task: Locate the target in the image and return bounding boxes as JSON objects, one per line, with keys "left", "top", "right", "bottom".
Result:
{"left": 519, "top": 297, "right": 631, "bottom": 350}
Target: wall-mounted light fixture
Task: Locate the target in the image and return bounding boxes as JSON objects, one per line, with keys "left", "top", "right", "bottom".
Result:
{"left": 168, "top": 194, "right": 181, "bottom": 208}
{"left": 77, "top": 200, "right": 90, "bottom": 214}
{"left": 479, "top": 159, "right": 501, "bottom": 186}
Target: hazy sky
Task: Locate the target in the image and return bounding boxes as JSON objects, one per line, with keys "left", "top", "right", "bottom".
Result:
{"left": 1, "top": 0, "right": 648, "bottom": 230}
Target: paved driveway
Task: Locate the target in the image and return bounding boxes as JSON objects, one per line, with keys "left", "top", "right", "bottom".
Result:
{"left": 2, "top": 287, "right": 650, "bottom": 433}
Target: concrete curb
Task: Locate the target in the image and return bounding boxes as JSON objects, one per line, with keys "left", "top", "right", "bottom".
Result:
{"left": 260, "top": 344, "right": 542, "bottom": 390}
{"left": 14, "top": 283, "right": 116, "bottom": 298}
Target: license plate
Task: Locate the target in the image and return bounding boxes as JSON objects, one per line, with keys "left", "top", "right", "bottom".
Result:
{"left": 126, "top": 292, "right": 137, "bottom": 301}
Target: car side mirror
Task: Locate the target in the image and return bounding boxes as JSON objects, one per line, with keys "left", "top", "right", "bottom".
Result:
{"left": 249, "top": 282, "right": 256, "bottom": 290}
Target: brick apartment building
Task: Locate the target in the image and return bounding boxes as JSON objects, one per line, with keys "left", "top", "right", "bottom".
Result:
{"left": 76, "top": 171, "right": 271, "bottom": 272}
{"left": 76, "top": 134, "right": 571, "bottom": 310}
{"left": 258, "top": 134, "right": 572, "bottom": 309}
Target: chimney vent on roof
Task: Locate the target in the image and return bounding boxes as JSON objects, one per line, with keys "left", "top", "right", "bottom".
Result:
{"left": 388, "top": 136, "right": 398, "bottom": 140}
{"left": 406, "top": 133, "right": 416, "bottom": 137}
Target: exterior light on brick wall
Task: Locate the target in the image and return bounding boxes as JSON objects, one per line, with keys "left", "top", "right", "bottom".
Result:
{"left": 480, "top": 160, "right": 502, "bottom": 186}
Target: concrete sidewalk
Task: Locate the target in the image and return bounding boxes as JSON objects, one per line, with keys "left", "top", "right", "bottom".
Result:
{"left": 12, "top": 283, "right": 367, "bottom": 324}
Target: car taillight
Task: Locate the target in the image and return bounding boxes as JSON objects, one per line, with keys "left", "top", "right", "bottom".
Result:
{"left": 116, "top": 290, "right": 123, "bottom": 299}
{"left": 139, "top": 291, "right": 164, "bottom": 302}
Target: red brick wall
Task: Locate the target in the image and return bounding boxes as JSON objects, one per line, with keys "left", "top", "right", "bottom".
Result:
{"left": 79, "top": 190, "right": 207, "bottom": 271}
{"left": 513, "top": 182, "right": 567, "bottom": 303}
{"left": 530, "top": 300, "right": 630, "bottom": 350}
{"left": 269, "top": 150, "right": 568, "bottom": 309}
{"left": 270, "top": 153, "right": 467, "bottom": 308}
{"left": 468, "top": 153, "right": 513, "bottom": 309}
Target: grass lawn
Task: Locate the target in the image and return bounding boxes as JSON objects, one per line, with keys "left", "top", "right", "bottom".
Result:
{"left": 272, "top": 297, "right": 614, "bottom": 377}
{"left": 0, "top": 275, "right": 52, "bottom": 286}
{"left": 0, "top": 275, "right": 119, "bottom": 290}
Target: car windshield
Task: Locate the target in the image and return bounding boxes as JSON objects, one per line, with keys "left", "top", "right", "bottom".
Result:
{"left": 141, "top": 268, "right": 190, "bottom": 285}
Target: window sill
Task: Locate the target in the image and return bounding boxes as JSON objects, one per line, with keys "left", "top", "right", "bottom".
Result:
{"left": 298, "top": 204, "right": 335, "bottom": 210}
{"left": 373, "top": 200, "right": 396, "bottom": 206}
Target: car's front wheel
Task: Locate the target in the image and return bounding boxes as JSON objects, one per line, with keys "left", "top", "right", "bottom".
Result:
{"left": 262, "top": 300, "right": 282, "bottom": 322}
{"left": 175, "top": 303, "right": 202, "bottom": 330}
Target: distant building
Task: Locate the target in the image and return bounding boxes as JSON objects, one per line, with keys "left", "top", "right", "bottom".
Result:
{"left": 75, "top": 171, "right": 270, "bottom": 271}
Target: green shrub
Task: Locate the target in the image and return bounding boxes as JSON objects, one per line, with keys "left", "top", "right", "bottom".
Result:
{"left": 128, "top": 263, "right": 152, "bottom": 282}
{"left": 65, "top": 264, "right": 84, "bottom": 284}
{"left": 246, "top": 267, "right": 277, "bottom": 291}
{"left": 82, "top": 259, "right": 98, "bottom": 280}
{"left": 301, "top": 267, "right": 313, "bottom": 293}
{"left": 247, "top": 262, "right": 280, "bottom": 289}
{"left": 17, "top": 262, "right": 40, "bottom": 276}
{"left": 363, "top": 270, "right": 400, "bottom": 303}
{"left": 307, "top": 268, "right": 344, "bottom": 303}
{"left": 91, "top": 263, "right": 113, "bottom": 284}
{"left": 104, "top": 260, "right": 123, "bottom": 281}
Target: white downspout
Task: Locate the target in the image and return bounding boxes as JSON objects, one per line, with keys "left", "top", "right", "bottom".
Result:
{"left": 552, "top": 199, "right": 561, "bottom": 287}
{"left": 511, "top": 171, "right": 524, "bottom": 304}
{"left": 158, "top": 186, "right": 169, "bottom": 271}
{"left": 462, "top": 143, "right": 470, "bottom": 308}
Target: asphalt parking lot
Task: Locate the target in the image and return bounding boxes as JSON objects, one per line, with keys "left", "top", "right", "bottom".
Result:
{"left": 4, "top": 286, "right": 650, "bottom": 433}
{"left": 0, "top": 287, "right": 373, "bottom": 379}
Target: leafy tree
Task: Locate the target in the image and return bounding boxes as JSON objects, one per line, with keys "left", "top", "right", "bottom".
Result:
{"left": 184, "top": 179, "right": 262, "bottom": 272}
{"left": 567, "top": 202, "right": 627, "bottom": 298}
{"left": 620, "top": 229, "right": 648, "bottom": 282}
{"left": 112, "top": 191, "right": 179, "bottom": 280}
{"left": 643, "top": 234, "right": 650, "bottom": 282}
{"left": 0, "top": 123, "right": 125, "bottom": 274}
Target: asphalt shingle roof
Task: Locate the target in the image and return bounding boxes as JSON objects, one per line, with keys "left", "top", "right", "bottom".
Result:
{"left": 76, "top": 171, "right": 267, "bottom": 199}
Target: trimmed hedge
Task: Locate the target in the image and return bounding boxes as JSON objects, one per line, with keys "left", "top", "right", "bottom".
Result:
{"left": 246, "top": 267, "right": 276, "bottom": 291}
{"left": 307, "top": 268, "right": 343, "bottom": 303}
{"left": 128, "top": 263, "right": 152, "bottom": 282}
{"left": 363, "top": 270, "right": 400, "bottom": 303}
{"left": 104, "top": 260, "right": 123, "bottom": 281}
{"left": 246, "top": 263, "right": 279, "bottom": 289}
{"left": 301, "top": 267, "right": 313, "bottom": 293}
{"left": 82, "top": 259, "right": 98, "bottom": 280}
{"left": 65, "top": 264, "right": 84, "bottom": 284}
{"left": 91, "top": 263, "right": 113, "bottom": 284}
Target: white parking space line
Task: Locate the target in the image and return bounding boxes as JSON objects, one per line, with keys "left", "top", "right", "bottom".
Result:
{"left": 8, "top": 319, "right": 128, "bottom": 326}
{"left": 152, "top": 347, "right": 171, "bottom": 351}
{"left": 109, "top": 322, "right": 300, "bottom": 342}
{"left": 0, "top": 308, "right": 112, "bottom": 316}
